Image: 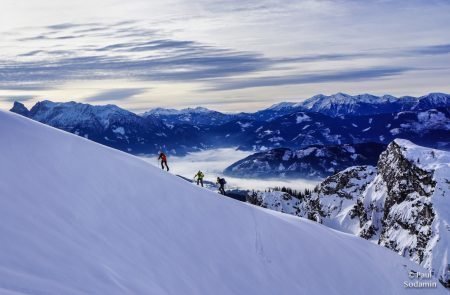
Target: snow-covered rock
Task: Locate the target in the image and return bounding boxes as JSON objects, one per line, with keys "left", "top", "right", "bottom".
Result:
{"left": 247, "top": 191, "right": 302, "bottom": 216}
{"left": 255, "top": 140, "right": 450, "bottom": 287}
{"left": 1, "top": 111, "right": 443, "bottom": 294}
{"left": 374, "top": 139, "right": 450, "bottom": 288}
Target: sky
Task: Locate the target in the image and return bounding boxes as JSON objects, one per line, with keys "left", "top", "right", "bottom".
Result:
{"left": 0, "top": 0, "right": 449, "bottom": 112}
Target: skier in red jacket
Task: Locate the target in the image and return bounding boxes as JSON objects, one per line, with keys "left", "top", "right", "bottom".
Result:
{"left": 158, "top": 152, "right": 169, "bottom": 171}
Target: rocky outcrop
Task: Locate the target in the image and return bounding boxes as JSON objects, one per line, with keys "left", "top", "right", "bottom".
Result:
{"left": 253, "top": 139, "right": 450, "bottom": 287}
{"left": 376, "top": 141, "right": 436, "bottom": 264}
{"left": 247, "top": 191, "right": 302, "bottom": 216}
{"left": 10, "top": 101, "right": 30, "bottom": 117}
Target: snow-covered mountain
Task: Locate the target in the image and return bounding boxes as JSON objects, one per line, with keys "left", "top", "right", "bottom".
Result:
{"left": 284, "top": 92, "right": 450, "bottom": 117}
{"left": 10, "top": 94, "right": 450, "bottom": 156}
{"left": 233, "top": 108, "right": 450, "bottom": 151}
{"left": 142, "top": 92, "right": 450, "bottom": 124}
{"left": 295, "top": 93, "right": 417, "bottom": 117}
{"left": 10, "top": 100, "right": 208, "bottom": 155}
{"left": 253, "top": 139, "right": 450, "bottom": 288}
{"left": 2, "top": 110, "right": 443, "bottom": 294}
{"left": 413, "top": 93, "right": 450, "bottom": 111}
{"left": 224, "top": 143, "right": 386, "bottom": 179}
{"left": 143, "top": 106, "right": 235, "bottom": 126}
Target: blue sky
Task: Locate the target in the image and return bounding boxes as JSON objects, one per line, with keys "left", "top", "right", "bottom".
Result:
{"left": 0, "top": 0, "right": 449, "bottom": 112}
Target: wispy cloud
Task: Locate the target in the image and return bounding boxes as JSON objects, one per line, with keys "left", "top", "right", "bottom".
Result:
{"left": 210, "top": 67, "right": 413, "bottom": 91}
{"left": 85, "top": 88, "right": 147, "bottom": 102}
{"left": 0, "top": 95, "right": 35, "bottom": 102}
{"left": 410, "top": 44, "right": 450, "bottom": 55}
{"left": 2, "top": 17, "right": 449, "bottom": 95}
{"left": 0, "top": 31, "right": 273, "bottom": 91}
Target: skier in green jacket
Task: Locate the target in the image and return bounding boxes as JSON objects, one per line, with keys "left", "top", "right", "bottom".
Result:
{"left": 194, "top": 170, "right": 205, "bottom": 187}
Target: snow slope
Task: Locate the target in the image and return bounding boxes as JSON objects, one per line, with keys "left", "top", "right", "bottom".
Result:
{"left": 0, "top": 111, "right": 445, "bottom": 294}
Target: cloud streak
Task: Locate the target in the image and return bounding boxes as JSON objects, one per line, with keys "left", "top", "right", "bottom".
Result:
{"left": 85, "top": 88, "right": 147, "bottom": 102}
{"left": 1, "top": 22, "right": 448, "bottom": 94}
{"left": 210, "top": 67, "right": 413, "bottom": 91}
{"left": 0, "top": 95, "right": 35, "bottom": 102}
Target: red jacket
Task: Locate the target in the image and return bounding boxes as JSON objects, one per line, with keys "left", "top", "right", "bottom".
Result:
{"left": 159, "top": 153, "right": 167, "bottom": 161}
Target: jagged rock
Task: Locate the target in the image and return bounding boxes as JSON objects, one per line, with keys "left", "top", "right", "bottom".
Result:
{"left": 10, "top": 101, "right": 30, "bottom": 117}
{"left": 253, "top": 139, "right": 450, "bottom": 287}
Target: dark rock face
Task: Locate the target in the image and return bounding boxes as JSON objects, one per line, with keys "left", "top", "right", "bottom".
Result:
{"left": 316, "top": 165, "right": 377, "bottom": 199}
{"left": 379, "top": 142, "right": 436, "bottom": 205}
{"left": 10, "top": 101, "right": 30, "bottom": 117}
{"left": 376, "top": 141, "right": 436, "bottom": 265}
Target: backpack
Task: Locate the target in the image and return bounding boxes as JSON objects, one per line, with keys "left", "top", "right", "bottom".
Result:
{"left": 220, "top": 178, "right": 226, "bottom": 185}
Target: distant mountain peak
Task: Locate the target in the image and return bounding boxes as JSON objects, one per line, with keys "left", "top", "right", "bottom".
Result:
{"left": 182, "top": 106, "right": 214, "bottom": 113}
{"left": 413, "top": 93, "right": 450, "bottom": 110}
{"left": 144, "top": 106, "right": 215, "bottom": 116}
{"left": 282, "top": 92, "right": 446, "bottom": 117}
{"left": 267, "top": 102, "right": 296, "bottom": 111}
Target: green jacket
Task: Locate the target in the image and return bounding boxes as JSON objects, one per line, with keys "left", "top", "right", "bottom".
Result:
{"left": 195, "top": 171, "right": 204, "bottom": 179}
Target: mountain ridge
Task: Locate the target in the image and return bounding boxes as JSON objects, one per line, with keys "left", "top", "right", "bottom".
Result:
{"left": 10, "top": 92, "right": 450, "bottom": 157}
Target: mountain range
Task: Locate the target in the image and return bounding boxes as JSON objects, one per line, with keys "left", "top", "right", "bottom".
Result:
{"left": 10, "top": 92, "right": 450, "bottom": 177}
{"left": 3, "top": 110, "right": 444, "bottom": 294}
{"left": 11, "top": 93, "right": 450, "bottom": 154}
{"left": 224, "top": 142, "right": 387, "bottom": 179}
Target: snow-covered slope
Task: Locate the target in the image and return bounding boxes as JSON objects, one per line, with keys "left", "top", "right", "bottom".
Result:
{"left": 0, "top": 111, "right": 444, "bottom": 294}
